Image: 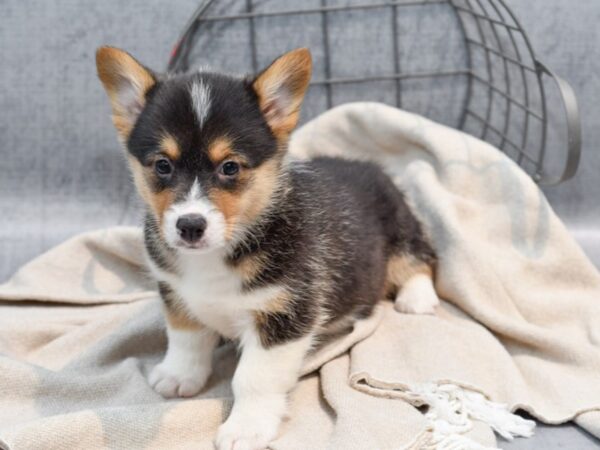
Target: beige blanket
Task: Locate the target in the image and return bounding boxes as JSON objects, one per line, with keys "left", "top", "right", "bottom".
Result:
{"left": 2, "top": 103, "right": 600, "bottom": 450}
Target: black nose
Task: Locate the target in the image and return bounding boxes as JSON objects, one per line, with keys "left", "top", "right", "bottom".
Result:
{"left": 176, "top": 214, "right": 207, "bottom": 243}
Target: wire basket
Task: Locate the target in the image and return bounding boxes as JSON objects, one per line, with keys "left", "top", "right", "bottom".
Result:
{"left": 168, "top": 0, "right": 581, "bottom": 185}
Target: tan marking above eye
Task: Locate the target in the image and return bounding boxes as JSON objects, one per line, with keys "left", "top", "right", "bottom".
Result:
{"left": 159, "top": 133, "right": 180, "bottom": 160}
{"left": 207, "top": 136, "right": 249, "bottom": 167}
{"left": 207, "top": 137, "right": 233, "bottom": 165}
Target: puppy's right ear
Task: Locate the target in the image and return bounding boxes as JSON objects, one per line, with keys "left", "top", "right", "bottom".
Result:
{"left": 96, "top": 47, "right": 156, "bottom": 142}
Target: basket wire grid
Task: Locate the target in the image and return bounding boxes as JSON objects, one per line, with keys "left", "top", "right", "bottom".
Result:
{"left": 168, "top": 0, "right": 581, "bottom": 185}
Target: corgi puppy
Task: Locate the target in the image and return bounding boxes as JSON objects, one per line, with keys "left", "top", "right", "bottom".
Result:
{"left": 96, "top": 46, "right": 438, "bottom": 450}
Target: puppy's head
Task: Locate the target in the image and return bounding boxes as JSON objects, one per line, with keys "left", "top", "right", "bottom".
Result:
{"left": 96, "top": 47, "right": 312, "bottom": 253}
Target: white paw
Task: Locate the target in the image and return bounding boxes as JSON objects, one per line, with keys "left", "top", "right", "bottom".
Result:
{"left": 148, "top": 361, "right": 210, "bottom": 398}
{"left": 215, "top": 412, "right": 280, "bottom": 450}
{"left": 394, "top": 273, "right": 439, "bottom": 315}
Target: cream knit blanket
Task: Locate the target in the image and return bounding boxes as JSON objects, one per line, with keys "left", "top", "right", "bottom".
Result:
{"left": 1, "top": 103, "right": 599, "bottom": 449}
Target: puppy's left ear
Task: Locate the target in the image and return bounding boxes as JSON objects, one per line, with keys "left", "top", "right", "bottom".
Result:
{"left": 252, "top": 48, "right": 312, "bottom": 140}
{"left": 96, "top": 46, "right": 157, "bottom": 142}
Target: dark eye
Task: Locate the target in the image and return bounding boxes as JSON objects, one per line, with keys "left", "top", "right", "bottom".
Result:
{"left": 155, "top": 158, "right": 173, "bottom": 177}
{"left": 220, "top": 161, "right": 239, "bottom": 177}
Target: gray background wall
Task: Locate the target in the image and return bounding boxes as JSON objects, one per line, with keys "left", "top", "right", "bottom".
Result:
{"left": 509, "top": 0, "right": 600, "bottom": 266}
{"left": 1, "top": 0, "right": 599, "bottom": 280}
{"left": 1, "top": 1, "right": 599, "bottom": 448}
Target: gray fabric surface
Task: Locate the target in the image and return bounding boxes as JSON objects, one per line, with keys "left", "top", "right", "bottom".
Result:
{"left": 1, "top": 0, "right": 599, "bottom": 279}
{"left": 1, "top": 1, "right": 598, "bottom": 448}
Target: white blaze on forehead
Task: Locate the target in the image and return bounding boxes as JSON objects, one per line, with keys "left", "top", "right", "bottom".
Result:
{"left": 190, "top": 79, "right": 211, "bottom": 128}
{"left": 188, "top": 179, "right": 202, "bottom": 201}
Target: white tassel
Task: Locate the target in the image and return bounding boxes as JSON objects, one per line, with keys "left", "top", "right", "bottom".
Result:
{"left": 401, "top": 383, "right": 535, "bottom": 450}
{"left": 462, "top": 389, "right": 535, "bottom": 441}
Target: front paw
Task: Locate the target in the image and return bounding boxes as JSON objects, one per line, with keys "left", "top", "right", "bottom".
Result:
{"left": 148, "top": 360, "right": 210, "bottom": 398}
{"left": 215, "top": 412, "right": 281, "bottom": 450}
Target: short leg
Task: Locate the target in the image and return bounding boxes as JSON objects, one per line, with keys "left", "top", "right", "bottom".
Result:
{"left": 387, "top": 253, "right": 438, "bottom": 315}
{"left": 149, "top": 307, "right": 219, "bottom": 398}
{"left": 394, "top": 272, "right": 439, "bottom": 314}
{"left": 215, "top": 332, "right": 312, "bottom": 450}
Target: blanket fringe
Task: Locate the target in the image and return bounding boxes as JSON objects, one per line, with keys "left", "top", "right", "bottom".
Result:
{"left": 403, "top": 383, "right": 535, "bottom": 450}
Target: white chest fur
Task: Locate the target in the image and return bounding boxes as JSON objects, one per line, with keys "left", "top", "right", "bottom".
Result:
{"left": 148, "top": 249, "right": 281, "bottom": 339}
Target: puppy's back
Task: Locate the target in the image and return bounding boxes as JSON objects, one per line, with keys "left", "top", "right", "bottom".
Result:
{"left": 284, "top": 157, "right": 435, "bottom": 327}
